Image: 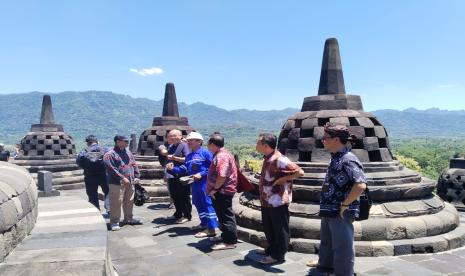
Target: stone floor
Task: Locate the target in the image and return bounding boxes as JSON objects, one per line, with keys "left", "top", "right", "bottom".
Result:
{"left": 65, "top": 189, "right": 465, "bottom": 275}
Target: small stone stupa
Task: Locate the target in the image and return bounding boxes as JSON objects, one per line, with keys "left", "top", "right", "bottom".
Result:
{"left": 13, "top": 95, "right": 84, "bottom": 190}
{"left": 438, "top": 157, "right": 465, "bottom": 211}
{"left": 234, "top": 38, "right": 465, "bottom": 256}
{"left": 136, "top": 83, "right": 195, "bottom": 202}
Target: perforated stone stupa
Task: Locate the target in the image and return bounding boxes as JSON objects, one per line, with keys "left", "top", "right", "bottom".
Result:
{"left": 438, "top": 157, "right": 465, "bottom": 212}
{"left": 136, "top": 83, "right": 195, "bottom": 202}
{"left": 13, "top": 95, "right": 84, "bottom": 190}
{"left": 234, "top": 38, "right": 465, "bottom": 256}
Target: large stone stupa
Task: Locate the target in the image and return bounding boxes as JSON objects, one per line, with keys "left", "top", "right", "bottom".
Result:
{"left": 13, "top": 95, "right": 84, "bottom": 190}
{"left": 234, "top": 38, "right": 465, "bottom": 256}
{"left": 136, "top": 83, "right": 196, "bottom": 202}
{"left": 438, "top": 157, "right": 465, "bottom": 212}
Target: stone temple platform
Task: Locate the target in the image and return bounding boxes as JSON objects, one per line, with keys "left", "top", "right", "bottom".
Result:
{"left": 136, "top": 83, "right": 196, "bottom": 202}
{"left": 13, "top": 95, "right": 84, "bottom": 190}
{"left": 234, "top": 38, "right": 465, "bottom": 257}
{"left": 0, "top": 194, "right": 114, "bottom": 276}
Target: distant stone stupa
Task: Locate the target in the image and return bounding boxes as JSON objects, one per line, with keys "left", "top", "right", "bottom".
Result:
{"left": 13, "top": 95, "right": 84, "bottom": 190}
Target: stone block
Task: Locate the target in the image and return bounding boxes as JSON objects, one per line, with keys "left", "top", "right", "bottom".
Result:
{"left": 311, "top": 149, "right": 331, "bottom": 162}
{"left": 36, "top": 144, "right": 46, "bottom": 151}
{"left": 44, "top": 150, "right": 54, "bottom": 156}
{"left": 301, "top": 118, "right": 318, "bottom": 130}
{"left": 361, "top": 218, "right": 387, "bottom": 240}
{"left": 355, "top": 241, "right": 373, "bottom": 257}
{"left": 379, "top": 148, "right": 393, "bottom": 161}
{"left": 0, "top": 200, "right": 19, "bottom": 232}
{"left": 351, "top": 149, "right": 370, "bottom": 162}
{"left": 285, "top": 149, "right": 300, "bottom": 162}
{"left": 356, "top": 117, "right": 375, "bottom": 127}
{"left": 386, "top": 218, "right": 407, "bottom": 240}
{"left": 363, "top": 137, "right": 379, "bottom": 151}
{"left": 348, "top": 126, "right": 365, "bottom": 139}
{"left": 284, "top": 120, "right": 295, "bottom": 130}
{"left": 404, "top": 217, "right": 427, "bottom": 239}
{"left": 297, "top": 138, "right": 315, "bottom": 152}
{"left": 372, "top": 241, "right": 394, "bottom": 256}
{"left": 288, "top": 128, "right": 300, "bottom": 141}
{"left": 374, "top": 126, "right": 387, "bottom": 138}
{"left": 37, "top": 171, "right": 59, "bottom": 197}
{"left": 422, "top": 215, "right": 445, "bottom": 236}
{"left": 44, "top": 139, "right": 53, "bottom": 146}
{"left": 313, "top": 127, "right": 325, "bottom": 140}
{"left": 329, "top": 117, "right": 350, "bottom": 126}
{"left": 52, "top": 144, "right": 61, "bottom": 151}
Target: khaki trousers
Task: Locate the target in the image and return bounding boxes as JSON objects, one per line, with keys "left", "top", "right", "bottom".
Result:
{"left": 109, "top": 183, "right": 134, "bottom": 224}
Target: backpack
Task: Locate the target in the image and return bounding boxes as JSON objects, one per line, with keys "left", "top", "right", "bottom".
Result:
{"left": 81, "top": 147, "right": 105, "bottom": 175}
{"left": 134, "top": 184, "right": 150, "bottom": 206}
{"left": 356, "top": 187, "right": 372, "bottom": 221}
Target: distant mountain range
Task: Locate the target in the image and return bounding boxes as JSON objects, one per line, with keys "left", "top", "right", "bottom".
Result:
{"left": 1, "top": 91, "right": 464, "bottom": 145}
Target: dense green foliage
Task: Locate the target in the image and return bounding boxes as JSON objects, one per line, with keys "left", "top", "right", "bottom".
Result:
{"left": 1, "top": 91, "right": 464, "bottom": 180}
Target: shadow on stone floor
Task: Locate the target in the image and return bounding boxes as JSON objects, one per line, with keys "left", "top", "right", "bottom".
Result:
{"left": 231, "top": 251, "right": 286, "bottom": 274}
{"left": 147, "top": 203, "right": 171, "bottom": 210}
{"left": 152, "top": 225, "right": 193, "bottom": 237}
{"left": 187, "top": 237, "right": 214, "bottom": 253}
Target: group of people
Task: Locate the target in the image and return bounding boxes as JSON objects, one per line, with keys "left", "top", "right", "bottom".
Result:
{"left": 72, "top": 123, "right": 367, "bottom": 275}
{"left": 0, "top": 143, "right": 21, "bottom": 161}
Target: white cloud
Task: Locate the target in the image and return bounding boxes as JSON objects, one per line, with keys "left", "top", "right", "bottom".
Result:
{"left": 129, "top": 67, "right": 164, "bottom": 76}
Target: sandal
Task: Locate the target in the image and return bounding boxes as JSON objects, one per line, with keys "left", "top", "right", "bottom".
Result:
{"left": 194, "top": 231, "right": 216, "bottom": 238}
{"left": 211, "top": 242, "right": 236, "bottom": 250}
{"left": 306, "top": 259, "right": 318, "bottom": 267}
{"left": 209, "top": 235, "right": 223, "bottom": 242}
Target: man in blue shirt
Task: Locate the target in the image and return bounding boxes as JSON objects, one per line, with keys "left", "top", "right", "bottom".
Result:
{"left": 313, "top": 123, "right": 367, "bottom": 276}
{"left": 0, "top": 144, "right": 10, "bottom": 162}
{"left": 76, "top": 135, "right": 109, "bottom": 211}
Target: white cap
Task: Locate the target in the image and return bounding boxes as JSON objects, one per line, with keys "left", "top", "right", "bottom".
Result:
{"left": 186, "top": 132, "right": 203, "bottom": 141}
{"left": 0, "top": 143, "right": 4, "bottom": 147}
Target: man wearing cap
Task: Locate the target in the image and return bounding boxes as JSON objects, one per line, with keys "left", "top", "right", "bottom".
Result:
{"left": 309, "top": 123, "right": 367, "bottom": 275}
{"left": 104, "top": 135, "right": 141, "bottom": 231}
{"left": 166, "top": 131, "right": 218, "bottom": 238}
{"left": 0, "top": 144, "right": 10, "bottom": 162}
{"left": 76, "top": 135, "right": 109, "bottom": 211}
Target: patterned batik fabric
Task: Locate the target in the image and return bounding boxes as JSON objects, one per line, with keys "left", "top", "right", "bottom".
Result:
{"left": 207, "top": 148, "right": 238, "bottom": 196}
{"left": 319, "top": 147, "right": 367, "bottom": 218}
{"left": 259, "top": 150, "right": 301, "bottom": 208}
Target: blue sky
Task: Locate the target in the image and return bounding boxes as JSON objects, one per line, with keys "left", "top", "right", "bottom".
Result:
{"left": 0, "top": 1, "right": 464, "bottom": 111}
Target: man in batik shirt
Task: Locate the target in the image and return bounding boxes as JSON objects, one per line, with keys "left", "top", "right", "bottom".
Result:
{"left": 255, "top": 133, "right": 304, "bottom": 264}
{"left": 310, "top": 123, "right": 367, "bottom": 276}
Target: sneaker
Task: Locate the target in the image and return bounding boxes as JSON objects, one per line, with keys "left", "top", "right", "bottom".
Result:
{"left": 175, "top": 218, "right": 189, "bottom": 224}
{"left": 111, "top": 223, "right": 121, "bottom": 231}
{"left": 123, "top": 218, "right": 142, "bottom": 225}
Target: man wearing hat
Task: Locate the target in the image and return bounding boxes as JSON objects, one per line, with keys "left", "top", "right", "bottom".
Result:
{"left": 0, "top": 143, "right": 10, "bottom": 162}
{"left": 76, "top": 135, "right": 109, "bottom": 211}
{"left": 309, "top": 123, "right": 367, "bottom": 275}
{"left": 104, "top": 135, "right": 141, "bottom": 231}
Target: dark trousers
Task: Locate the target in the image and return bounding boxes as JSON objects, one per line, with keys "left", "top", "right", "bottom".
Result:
{"left": 85, "top": 174, "right": 108, "bottom": 210}
{"left": 261, "top": 205, "right": 290, "bottom": 261}
{"left": 168, "top": 178, "right": 192, "bottom": 220}
{"left": 212, "top": 193, "right": 238, "bottom": 244}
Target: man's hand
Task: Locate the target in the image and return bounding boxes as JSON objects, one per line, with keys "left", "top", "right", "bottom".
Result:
{"left": 193, "top": 173, "right": 202, "bottom": 181}
{"left": 166, "top": 163, "right": 174, "bottom": 171}
{"left": 274, "top": 177, "right": 287, "bottom": 186}
{"left": 339, "top": 203, "right": 349, "bottom": 218}
{"left": 121, "top": 178, "right": 130, "bottom": 186}
{"left": 208, "top": 190, "right": 217, "bottom": 199}
{"left": 167, "top": 155, "right": 174, "bottom": 161}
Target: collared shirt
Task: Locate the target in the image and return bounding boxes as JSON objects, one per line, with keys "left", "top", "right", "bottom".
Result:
{"left": 207, "top": 148, "right": 238, "bottom": 196}
{"left": 103, "top": 147, "right": 140, "bottom": 185}
{"left": 319, "top": 147, "right": 367, "bottom": 218}
{"left": 259, "top": 150, "right": 301, "bottom": 208}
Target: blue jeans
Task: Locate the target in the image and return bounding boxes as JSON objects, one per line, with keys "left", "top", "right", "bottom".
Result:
{"left": 318, "top": 214, "right": 355, "bottom": 276}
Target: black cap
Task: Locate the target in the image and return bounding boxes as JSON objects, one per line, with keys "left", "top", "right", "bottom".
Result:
{"left": 114, "top": 135, "right": 129, "bottom": 143}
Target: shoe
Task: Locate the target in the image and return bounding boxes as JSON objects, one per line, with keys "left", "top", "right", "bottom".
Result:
{"left": 255, "top": 248, "right": 268, "bottom": 256}
{"left": 168, "top": 203, "right": 175, "bottom": 209}
{"left": 209, "top": 235, "right": 223, "bottom": 242}
{"left": 123, "top": 218, "right": 142, "bottom": 225}
{"left": 111, "top": 223, "right": 121, "bottom": 231}
{"left": 258, "top": 256, "right": 281, "bottom": 265}
{"left": 175, "top": 218, "right": 189, "bottom": 224}
{"left": 211, "top": 242, "right": 236, "bottom": 250}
